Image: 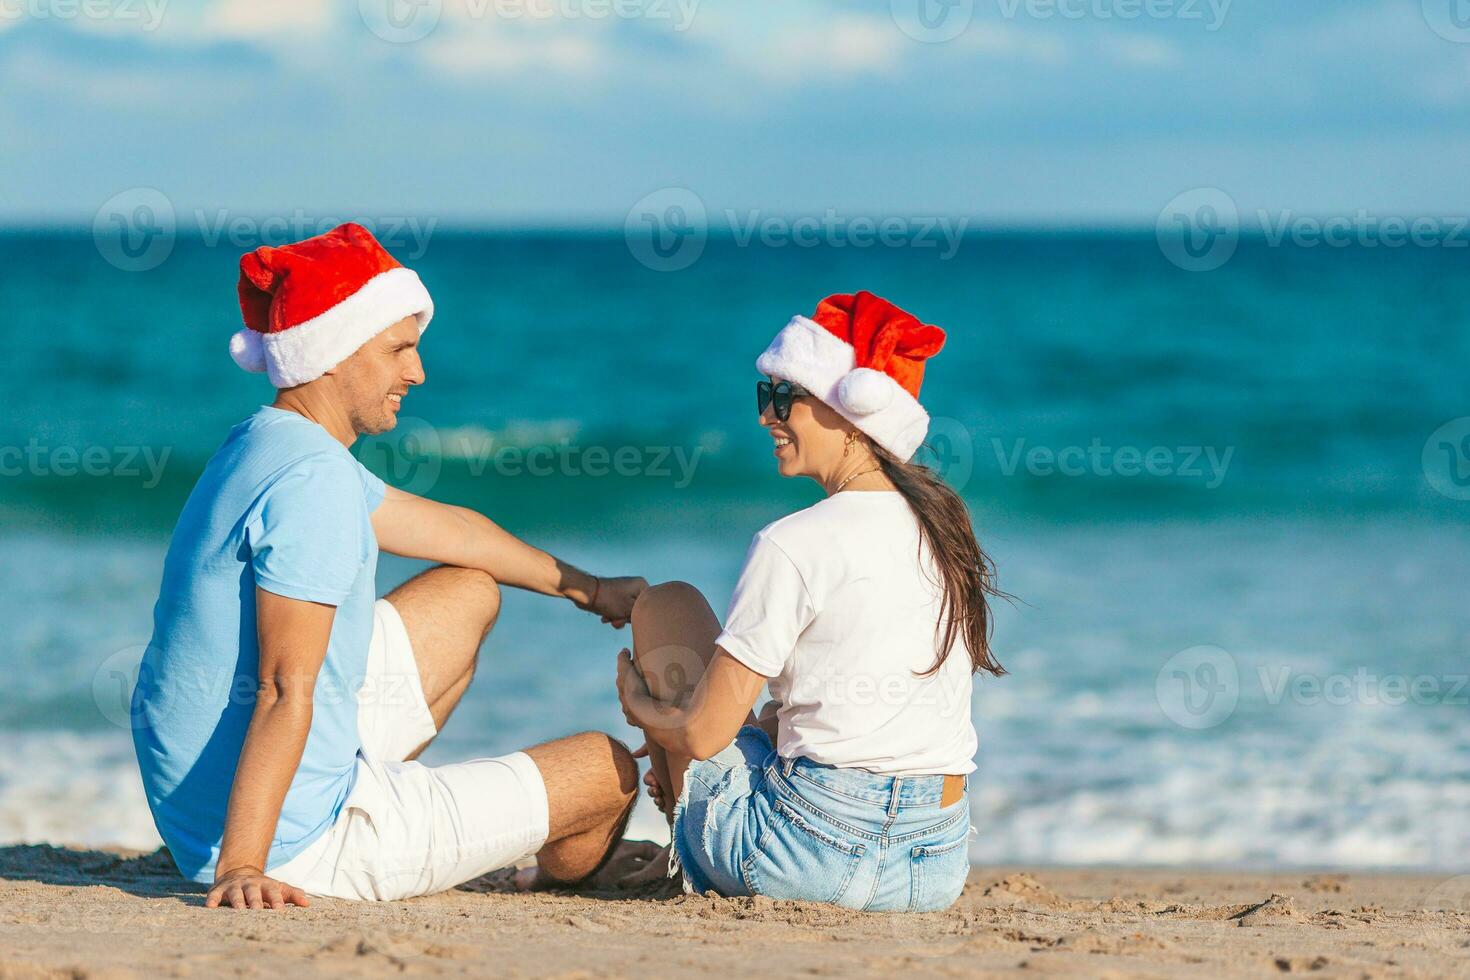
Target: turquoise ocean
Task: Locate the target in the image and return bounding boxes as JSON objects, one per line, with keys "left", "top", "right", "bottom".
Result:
{"left": 2, "top": 228, "right": 1468, "bottom": 868}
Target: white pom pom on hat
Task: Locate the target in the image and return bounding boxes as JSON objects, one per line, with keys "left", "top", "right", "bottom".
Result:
{"left": 229, "top": 327, "right": 268, "bottom": 373}
{"left": 836, "top": 367, "right": 895, "bottom": 416}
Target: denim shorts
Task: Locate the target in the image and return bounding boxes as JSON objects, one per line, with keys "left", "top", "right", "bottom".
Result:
{"left": 672, "top": 726, "right": 972, "bottom": 913}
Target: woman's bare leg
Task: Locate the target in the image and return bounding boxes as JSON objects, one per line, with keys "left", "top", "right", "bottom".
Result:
{"left": 629, "top": 581, "right": 723, "bottom": 815}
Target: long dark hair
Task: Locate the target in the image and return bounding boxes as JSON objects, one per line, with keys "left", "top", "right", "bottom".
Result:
{"left": 872, "top": 443, "right": 1007, "bottom": 678}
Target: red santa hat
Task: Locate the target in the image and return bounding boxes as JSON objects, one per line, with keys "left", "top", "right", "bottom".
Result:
{"left": 229, "top": 222, "right": 433, "bottom": 388}
{"left": 756, "top": 291, "right": 945, "bottom": 460}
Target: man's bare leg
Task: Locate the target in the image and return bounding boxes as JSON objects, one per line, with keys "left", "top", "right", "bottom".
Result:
{"left": 386, "top": 569, "right": 645, "bottom": 886}
{"left": 384, "top": 565, "right": 502, "bottom": 758}
{"left": 523, "top": 731, "right": 640, "bottom": 886}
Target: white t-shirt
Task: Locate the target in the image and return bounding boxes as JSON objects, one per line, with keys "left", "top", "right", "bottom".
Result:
{"left": 714, "top": 491, "right": 978, "bottom": 776}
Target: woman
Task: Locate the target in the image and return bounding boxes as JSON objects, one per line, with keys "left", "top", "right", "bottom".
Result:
{"left": 616, "top": 291, "right": 1006, "bottom": 913}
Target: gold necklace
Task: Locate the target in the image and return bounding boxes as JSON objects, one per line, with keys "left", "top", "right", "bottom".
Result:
{"left": 833, "top": 467, "right": 881, "bottom": 494}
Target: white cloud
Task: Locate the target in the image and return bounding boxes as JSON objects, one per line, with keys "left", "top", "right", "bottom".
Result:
{"left": 203, "top": 0, "right": 332, "bottom": 40}
{"left": 1101, "top": 34, "right": 1181, "bottom": 68}
{"left": 730, "top": 14, "right": 907, "bottom": 84}
{"left": 823, "top": 15, "right": 906, "bottom": 74}
{"left": 421, "top": 28, "right": 602, "bottom": 77}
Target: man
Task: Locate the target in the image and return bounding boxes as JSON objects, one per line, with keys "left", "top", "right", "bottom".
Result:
{"left": 132, "top": 223, "right": 647, "bottom": 910}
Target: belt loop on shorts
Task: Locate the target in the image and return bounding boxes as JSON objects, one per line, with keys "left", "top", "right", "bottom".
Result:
{"left": 887, "top": 776, "right": 903, "bottom": 818}
{"left": 782, "top": 756, "right": 795, "bottom": 777}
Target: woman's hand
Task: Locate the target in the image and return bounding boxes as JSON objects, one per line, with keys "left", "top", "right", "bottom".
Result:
{"left": 580, "top": 576, "right": 648, "bottom": 628}
{"left": 616, "top": 648, "right": 652, "bottom": 727}
{"left": 631, "top": 743, "right": 668, "bottom": 812}
{"left": 205, "top": 867, "right": 309, "bottom": 910}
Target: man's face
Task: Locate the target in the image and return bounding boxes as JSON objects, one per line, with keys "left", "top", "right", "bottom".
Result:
{"left": 330, "top": 316, "right": 424, "bottom": 436}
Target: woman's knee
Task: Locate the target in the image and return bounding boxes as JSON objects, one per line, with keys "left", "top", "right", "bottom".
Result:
{"left": 632, "top": 580, "right": 704, "bottom": 622}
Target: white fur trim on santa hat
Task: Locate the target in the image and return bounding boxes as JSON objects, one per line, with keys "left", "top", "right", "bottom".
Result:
{"left": 230, "top": 266, "right": 434, "bottom": 389}
{"left": 756, "top": 315, "right": 931, "bottom": 460}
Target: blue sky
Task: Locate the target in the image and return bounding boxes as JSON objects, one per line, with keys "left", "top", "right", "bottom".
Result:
{"left": 2, "top": 0, "right": 1468, "bottom": 226}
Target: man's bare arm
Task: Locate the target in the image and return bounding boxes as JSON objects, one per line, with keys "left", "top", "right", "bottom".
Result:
{"left": 206, "top": 588, "right": 334, "bottom": 910}
{"left": 370, "top": 486, "right": 645, "bottom": 626}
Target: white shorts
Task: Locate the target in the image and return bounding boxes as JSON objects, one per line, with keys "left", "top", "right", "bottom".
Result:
{"left": 267, "top": 599, "right": 550, "bottom": 901}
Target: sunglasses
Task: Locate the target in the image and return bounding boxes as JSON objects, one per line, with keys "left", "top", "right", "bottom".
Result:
{"left": 756, "top": 380, "right": 812, "bottom": 422}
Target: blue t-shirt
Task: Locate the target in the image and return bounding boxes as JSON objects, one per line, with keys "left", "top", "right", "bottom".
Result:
{"left": 132, "top": 406, "right": 386, "bottom": 883}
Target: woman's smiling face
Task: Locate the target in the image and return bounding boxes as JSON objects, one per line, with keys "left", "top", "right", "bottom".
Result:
{"left": 760, "top": 377, "right": 852, "bottom": 479}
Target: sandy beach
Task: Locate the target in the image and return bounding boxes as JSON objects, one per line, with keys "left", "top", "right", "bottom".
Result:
{"left": 1, "top": 845, "right": 1466, "bottom": 978}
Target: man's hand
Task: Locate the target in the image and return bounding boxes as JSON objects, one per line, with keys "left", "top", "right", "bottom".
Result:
{"left": 205, "top": 866, "right": 310, "bottom": 910}
{"left": 580, "top": 576, "right": 647, "bottom": 629}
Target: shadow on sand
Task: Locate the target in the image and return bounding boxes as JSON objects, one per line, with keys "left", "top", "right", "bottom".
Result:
{"left": 0, "top": 844, "right": 202, "bottom": 903}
